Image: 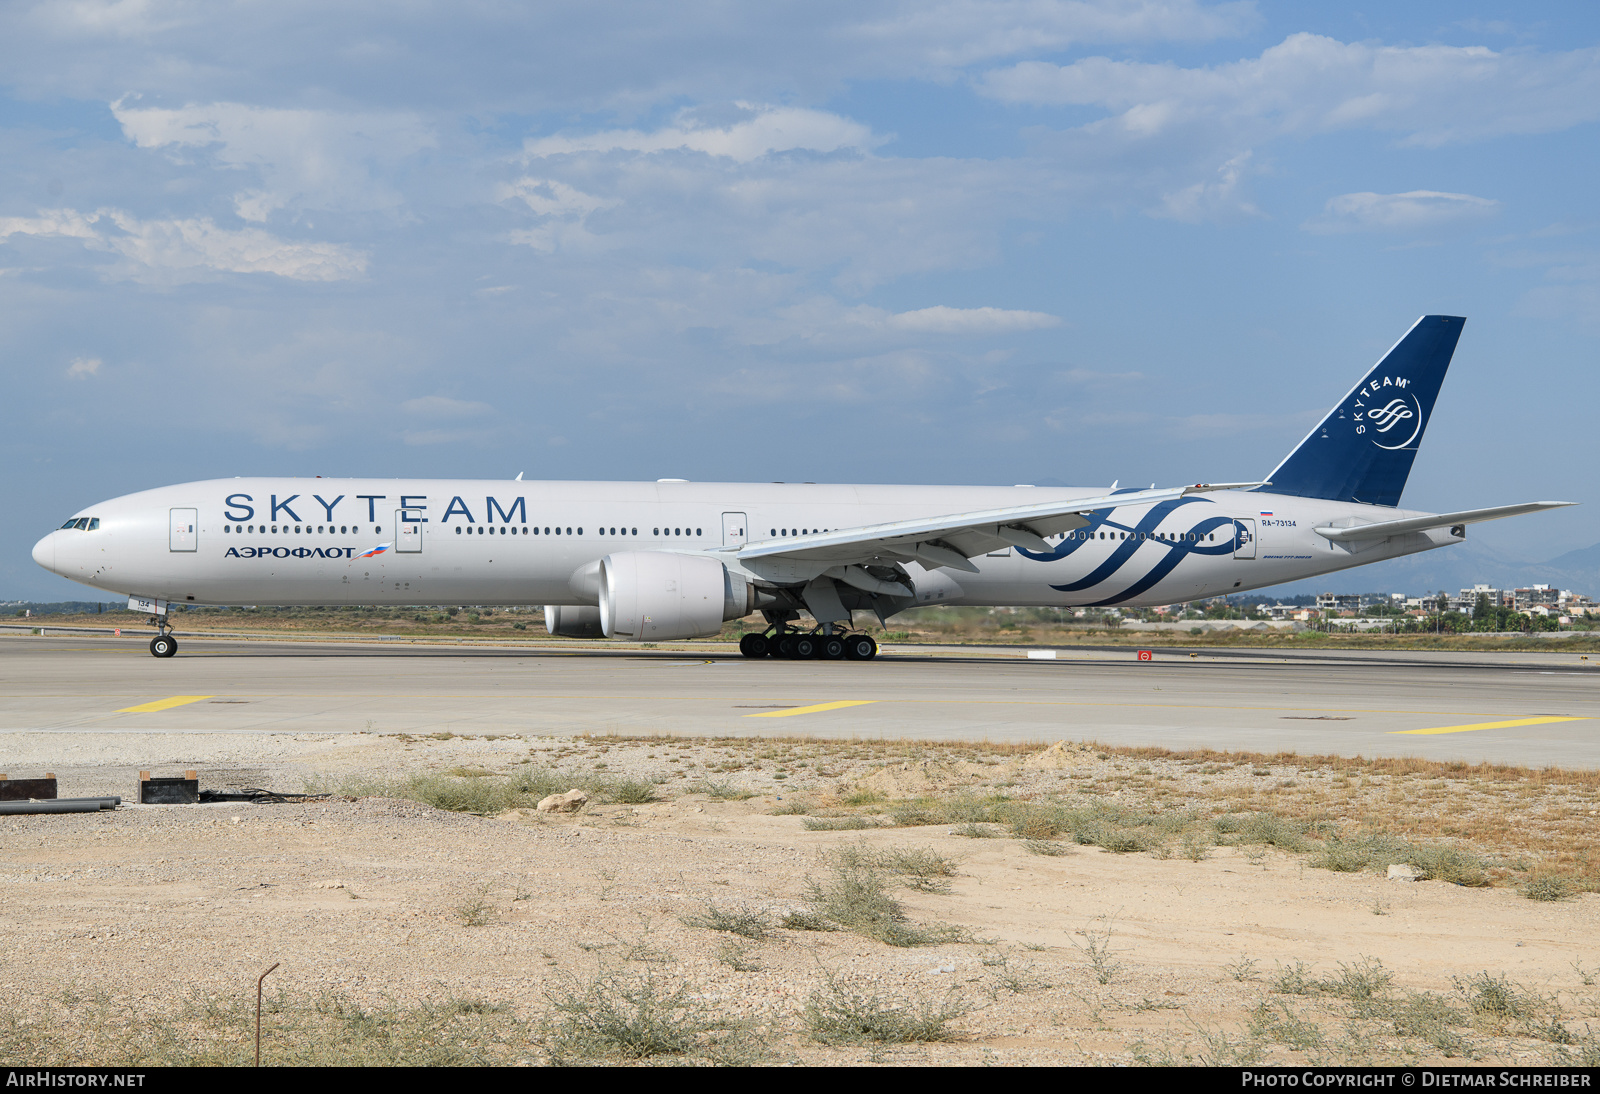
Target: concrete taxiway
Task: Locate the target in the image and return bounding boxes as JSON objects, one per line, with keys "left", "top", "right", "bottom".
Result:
{"left": 2, "top": 632, "right": 1597, "bottom": 768}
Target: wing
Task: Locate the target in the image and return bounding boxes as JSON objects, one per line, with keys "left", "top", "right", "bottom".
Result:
{"left": 1313, "top": 501, "right": 1576, "bottom": 543}
{"left": 730, "top": 482, "right": 1263, "bottom": 575}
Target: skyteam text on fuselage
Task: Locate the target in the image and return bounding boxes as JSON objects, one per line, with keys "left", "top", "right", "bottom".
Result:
{"left": 32, "top": 316, "right": 1574, "bottom": 660}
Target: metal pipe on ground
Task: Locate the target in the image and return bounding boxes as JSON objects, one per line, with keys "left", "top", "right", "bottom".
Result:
{"left": 0, "top": 797, "right": 121, "bottom": 815}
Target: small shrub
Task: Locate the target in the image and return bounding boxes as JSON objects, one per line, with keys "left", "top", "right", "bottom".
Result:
{"left": 609, "top": 779, "right": 658, "bottom": 805}
{"left": 1320, "top": 957, "right": 1393, "bottom": 1002}
{"left": 455, "top": 897, "right": 496, "bottom": 927}
{"left": 1223, "top": 954, "right": 1259, "bottom": 982}
{"left": 1071, "top": 919, "right": 1120, "bottom": 984}
{"left": 951, "top": 823, "right": 1002, "bottom": 838}
{"left": 803, "top": 978, "right": 967, "bottom": 1045}
{"left": 1248, "top": 1002, "right": 1324, "bottom": 1050}
{"left": 797, "top": 865, "right": 964, "bottom": 947}
{"left": 1458, "top": 972, "right": 1536, "bottom": 1021}
{"left": 779, "top": 908, "right": 837, "bottom": 932}
{"left": 540, "top": 969, "right": 737, "bottom": 1063}
{"left": 1522, "top": 875, "right": 1575, "bottom": 902}
{"left": 692, "top": 779, "right": 752, "bottom": 801}
{"left": 1023, "top": 840, "right": 1069, "bottom": 857}
{"left": 716, "top": 942, "right": 761, "bottom": 972}
{"left": 1213, "top": 812, "right": 1312, "bottom": 852}
{"left": 1272, "top": 960, "right": 1317, "bottom": 996}
{"left": 803, "top": 816, "right": 877, "bottom": 831}
{"left": 681, "top": 902, "right": 772, "bottom": 941}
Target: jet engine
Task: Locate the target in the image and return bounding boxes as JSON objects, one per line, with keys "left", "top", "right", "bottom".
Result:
{"left": 544, "top": 604, "right": 604, "bottom": 637}
{"left": 598, "top": 552, "right": 753, "bottom": 640}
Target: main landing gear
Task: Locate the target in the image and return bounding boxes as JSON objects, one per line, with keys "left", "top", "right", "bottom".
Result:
{"left": 148, "top": 616, "right": 177, "bottom": 658}
{"left": 739, "top": 628, "right": 878, "bottom": 661}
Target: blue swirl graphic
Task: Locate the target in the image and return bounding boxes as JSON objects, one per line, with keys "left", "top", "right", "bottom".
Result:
{"left": 1017, "top": 497, "right": 1238, "bottom": 606}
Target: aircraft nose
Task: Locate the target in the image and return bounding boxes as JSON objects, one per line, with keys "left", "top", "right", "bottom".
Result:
{"left": 32, "top": 532, "right": 56, "bottom": 574}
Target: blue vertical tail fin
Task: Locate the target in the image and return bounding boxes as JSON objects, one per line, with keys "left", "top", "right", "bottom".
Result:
{"left": 1259, "top": 315, "right": 1464, "bottom": 507}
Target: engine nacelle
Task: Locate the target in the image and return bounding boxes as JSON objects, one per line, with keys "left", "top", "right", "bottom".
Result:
{"left": 544, "top": 604, "right": 603, "bottom": 637}
{"left": 599, "top": 552, "right": 751, "bottom": 640}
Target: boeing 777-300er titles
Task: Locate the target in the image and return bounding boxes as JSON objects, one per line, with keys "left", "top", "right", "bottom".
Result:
{"left": 32, "top": 316, "right": 1575, "bottom": 660}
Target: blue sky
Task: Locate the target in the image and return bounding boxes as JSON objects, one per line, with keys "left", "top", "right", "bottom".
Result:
{"left": 4, "top": 1, "right": 1598, "bottom": 601}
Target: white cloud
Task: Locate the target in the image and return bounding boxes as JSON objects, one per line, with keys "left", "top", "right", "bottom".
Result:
{"left": 0, "top": 209, "right": 99, "bottom": 241}
{"left": 1152, "top": 149, "right": 1260, "bottom": 222}
{"left": 498, "top": 178, "right": 616, "bottom": 253}
{"left": 524, "top": 105, "right": 878, "bottom": 162}
{"left": 0, "top": 206, "right": 367, "bottom": 281}
{"left": 4, "top": 2, "right": 1258, "bottom": 110}
{"left": 979, "top": 33, "right": 1600, "bottom": 147}
{"left": 856, "top": 0, "right": 1258, "bottom": 69}
{"left": 882, "top": 304, "right": 1061, "bottom": 332}
{"left": 112, "top": 100, "right": 435, "bottom": 219}
{"left": 66, "top": 356, "right": 102, "bottom": 378}
{"left": 1303, "top": 190, "right": 1499, "bottom": 234}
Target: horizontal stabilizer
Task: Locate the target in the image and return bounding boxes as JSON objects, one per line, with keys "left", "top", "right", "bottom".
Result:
{"left": 1314, "top": 501, "right": 1575, "bottom": 543}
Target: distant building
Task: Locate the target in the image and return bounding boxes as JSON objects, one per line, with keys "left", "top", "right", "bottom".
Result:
{"left": 1513, "top": 585, "right": 1561, "bottom": 612}
{"left": 1452, "top": 584, "right": 1506, "bottom": 614}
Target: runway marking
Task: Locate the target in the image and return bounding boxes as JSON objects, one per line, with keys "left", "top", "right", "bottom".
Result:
{"left": 1393, "top": 716, "right": 1587, "bottom": 736}
{"left": 115, "top": 695, "right": 215, "bottom": 713}
{"left": 744, "top": 700, "right": 877, "bottom": 719}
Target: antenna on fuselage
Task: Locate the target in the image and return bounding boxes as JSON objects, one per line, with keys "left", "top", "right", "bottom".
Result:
{"left": 515, "top": 472, "right": 524, "bottom": 481}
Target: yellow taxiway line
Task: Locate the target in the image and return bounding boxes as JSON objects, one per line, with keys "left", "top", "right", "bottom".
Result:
{"left": 744, "top": 700, "right": 877, "bottom": 719}
{"left": 115, "top": 695, "right": 216, "bottom": 713}
{"left": 1393, "top": 716, "right": 1587, "bottom": 736}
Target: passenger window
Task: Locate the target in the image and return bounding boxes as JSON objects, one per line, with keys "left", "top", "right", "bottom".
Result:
{"left": 631, "top": 528, "right": 637, "bottom": 535}
{"left": 577, "top": 528, "right": 582, "bottom": 535}
{"left": 456, "top": 527, "right": 462, "bottom": 535}
{"left": 696, "top": 528, "right": 702, "bottom": 536}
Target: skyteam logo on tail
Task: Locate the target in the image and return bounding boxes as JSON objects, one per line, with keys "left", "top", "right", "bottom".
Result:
{"left": 1350, "top": 376, "right": 1423, "bottom": 450}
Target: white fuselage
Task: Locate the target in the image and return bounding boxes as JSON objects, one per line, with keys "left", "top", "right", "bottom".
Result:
{"left": 34, "top": 477, "right": 1457, "bottom": 612}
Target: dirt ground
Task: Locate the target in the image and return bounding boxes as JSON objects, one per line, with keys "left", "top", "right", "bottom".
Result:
{"left": 2, "top": 731, "right": 1598, "bottom": 1066}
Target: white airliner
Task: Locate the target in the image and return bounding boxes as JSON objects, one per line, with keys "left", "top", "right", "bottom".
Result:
{"left": 33, "top": 316, "right": 1573, "bottom": 660}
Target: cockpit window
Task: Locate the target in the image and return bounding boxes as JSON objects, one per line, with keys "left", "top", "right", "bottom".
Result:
{"left": 87, "top": 518, "right": 100, "bottom": 530}
{"left": 74, "top": 518, "right": 90, "bottom": 530}
{"left": 61, "top": 519, "right": 79, "bottom": 529}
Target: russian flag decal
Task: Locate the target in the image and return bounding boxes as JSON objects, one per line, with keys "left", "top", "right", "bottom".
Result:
{"left": 360, "top": 543, "right": 392, "bottom": 558}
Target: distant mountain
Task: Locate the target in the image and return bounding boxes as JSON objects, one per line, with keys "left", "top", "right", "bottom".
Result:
{"left": 1261, "top": 539, "right": 1599, "bottom": 599}
{"left": 1538, "top": 541, "right": 1600, "bottom": 596}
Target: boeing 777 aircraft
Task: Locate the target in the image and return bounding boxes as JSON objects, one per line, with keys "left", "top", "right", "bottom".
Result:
{"left": 32, "top": 316, "right": 1573, "bottom": 660}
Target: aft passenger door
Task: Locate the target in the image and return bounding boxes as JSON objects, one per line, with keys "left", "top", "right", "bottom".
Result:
{"left": 169, "top": 508, "right": 197, "bottom": 552}
{"left": 1233, "top": 519, "right": 1256, "bottom": 560}
{"left": 721, "top": 512, "right": 748, "bottom": 548}
{"left": 395, "top": 512, "right": 423, "bottom": 553}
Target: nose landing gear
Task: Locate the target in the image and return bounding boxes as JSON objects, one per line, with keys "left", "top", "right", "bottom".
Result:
{"left": 147, "top": 616, "right": 177, "bottom": 658}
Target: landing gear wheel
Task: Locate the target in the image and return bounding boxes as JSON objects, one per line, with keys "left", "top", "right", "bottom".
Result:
{"left": 773, "top": 634, "right": 799, "bottom": 659}
{"left": 739, "top": 633, "right": 769, "bottom": 658}
{"left": 794, "top": 635, "right": 820, "bottom": 659}
{"left": 150, "top": 635, "right": 177, "bottom": 658}
{"left": 843, "top": 634, "right": 877, "bottom": 661}
{"left": 821, "top": 636, "right": 846, "bottom": 660}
